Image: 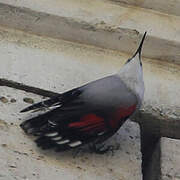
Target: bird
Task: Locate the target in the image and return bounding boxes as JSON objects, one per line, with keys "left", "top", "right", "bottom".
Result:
{"left": 20, "top": 32, "right": 147, "bottom": 154}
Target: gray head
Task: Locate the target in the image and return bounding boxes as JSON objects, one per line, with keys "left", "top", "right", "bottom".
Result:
{"left": 117, "top": 32, "right": 147, "bottom": 103}
{"left": 125, "top": 32, "right": 147, "bottom": 66}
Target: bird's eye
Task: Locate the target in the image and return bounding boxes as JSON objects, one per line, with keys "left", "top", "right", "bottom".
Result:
{"left": 125, "top": 59, "right": 131, "bottom": 64}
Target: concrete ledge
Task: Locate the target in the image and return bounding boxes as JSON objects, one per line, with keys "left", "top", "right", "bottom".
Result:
{"left": 160, "top": 137, "right": 180, "bottom": 180}
{"left": 134, "top": 108, "right": 180, "bottom": 139}
{"left": 0, "top": 26, "right": 179, "bottom": 139}
{"left": 1, "top": 2, "right": 180, "bottom": 64}
{"left": 110, "top": 0, "right": 180, "bottom": 17}
{"left": 145, "top": 137, "right": 180, "bottom": 180}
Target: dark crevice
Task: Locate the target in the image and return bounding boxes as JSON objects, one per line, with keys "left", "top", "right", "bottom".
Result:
{"left": 0, "top": 78, "right": 59, "bottom": 97}
{"left": 140, "top": 124, "right": 161, "bottom": 180}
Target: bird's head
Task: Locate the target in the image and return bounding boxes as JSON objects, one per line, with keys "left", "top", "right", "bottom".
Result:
{"left": 125, "top": 32, "right": 147, "bottom": 67}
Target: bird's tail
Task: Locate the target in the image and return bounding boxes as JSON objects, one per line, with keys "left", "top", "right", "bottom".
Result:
{"left": 20, "top": 95, "right": 62, "bottom": 113}
{"left": 20, "top": 110, "right": 76, "bottom": 151}
{"left": 20, "top": 111, "right": 52, "bottom": 135}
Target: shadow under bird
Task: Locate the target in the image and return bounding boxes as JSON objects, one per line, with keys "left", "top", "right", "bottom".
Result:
{"left": 20, "top": 32, "right": 147, "bottom": 153}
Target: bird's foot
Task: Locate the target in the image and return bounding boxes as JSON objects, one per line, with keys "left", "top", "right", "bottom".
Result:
{"left": 89, "top": 143, "right": 120, "bottom": 155}
{"left": 89, "top": 143, "right": 114, "bottom": 154}
{"left": 72, "top": 147, "right": 83, "bottom": 158}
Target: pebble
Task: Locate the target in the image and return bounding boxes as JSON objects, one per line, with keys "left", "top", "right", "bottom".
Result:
{"left": 1, "top": 144, "right": 7, "bottom": 147}
{"left": 0, "top": 96, "right": 8, "bottom": 103}
{"left": 10, "top": 98, "right": 16, "bottom": 103}
{"left": 9, "top": 164, "right": 17, "bottom": 168}
{"left": 23, "top": 97, "right": 34, "bottom": 104}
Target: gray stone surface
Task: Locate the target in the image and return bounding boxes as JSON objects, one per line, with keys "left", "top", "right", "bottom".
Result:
{"left": 1, "top": 0, "right": 180, "bottom": 64}
{"left": 0, "top": 86, "right": 142, "bottom": 180}
{"left": 160, "top": 137, "right": 180, "bottom": 180}
{"left": 145, "top": 137, "right": 180, "bottom": 180}
{"left": 110, "top": 0, "right": 180, "bottom": 17}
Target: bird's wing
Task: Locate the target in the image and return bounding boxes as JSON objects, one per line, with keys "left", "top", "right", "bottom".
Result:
{"left": 20, "top": 88, "right": 82, "bottom": 113}
{"left": 20, "top": 75, "right": 138, "bottom": 151}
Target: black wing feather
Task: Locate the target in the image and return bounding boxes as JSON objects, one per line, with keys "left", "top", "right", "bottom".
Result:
{"left": 20, "top": 87, "right": 111, "bottom": 151}
{"left": 20, "top": 88, "right": 83, "bottom": 133}
{"left": 20, "top": 88, "right": 82, "bottom": 113}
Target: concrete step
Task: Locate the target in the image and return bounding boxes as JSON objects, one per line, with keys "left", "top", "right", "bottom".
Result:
{"left": 160, "top": 138, "right": 180, "bottom": 180}
{"left": 0, "top": 26, "right": 179, "bottom": 138}
{"left": 0, "top": 86, "right": 142, "bottom": 180}
{"left": 145, "top": 137, "right": 180, "bottom": 180}
{"left": 0, "top": 1, "right": 180, "bottom": 64}
{"left": 110, "top": 0, "right": 180, "bottom": 17}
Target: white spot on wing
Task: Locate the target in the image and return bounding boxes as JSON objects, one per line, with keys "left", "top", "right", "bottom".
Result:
{"left": 48, "top": 104, "right": 61, "bottom": 110}
{"left": 48, "top": 120, "right": 57, "bottom": 126}
{"left": 45, "top": 132, "right": 58, "bottom": 137}
{"left": 69, "top": 141, "right": 82, "bottom": 147}
{"left": 98, "top": 132, "right": 105, "bottom": 136}
{"left": 52, "top": 136, "right": 62, "bottom": 141}
{"left": 56, "top": 139, "right": 70, "bottom": 144}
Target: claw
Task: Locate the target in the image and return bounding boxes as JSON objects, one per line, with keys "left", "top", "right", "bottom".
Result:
{"left": 89, "top": 143, "right": 110, "bottom": 154}
{"left": 89, "top": 143, "right": 120, "bottom": 155}
{"left": 72, "top": 147, "right": 83, "bottom": 158}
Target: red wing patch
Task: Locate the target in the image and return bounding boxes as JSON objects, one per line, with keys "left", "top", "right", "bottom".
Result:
{"left": 68, "top": 114, "right": 106, "bottom": 133}
{"left": 109, "top": 104, "right": 137, "bottom": 128}
{"left": 68, "top": 105, "right": 136, "bottom": 134}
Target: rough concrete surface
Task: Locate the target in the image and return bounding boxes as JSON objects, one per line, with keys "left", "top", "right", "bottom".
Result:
{"left": 1, "top": 1, "right": 180, "bottom": 64}
{"left": 146, "top": 137, "right": 180, "bottom": 180}
{"left": 1, "top": 0, "right": 179, "bottom": 42}
{"left": 0, "top": 86, "right": 142, "bottom": 180}
{"left": 160, "top": 137, "right": 180, "bottom": 180}
{"left": 110, "top": 0, "right": 180, "bottom": 16}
